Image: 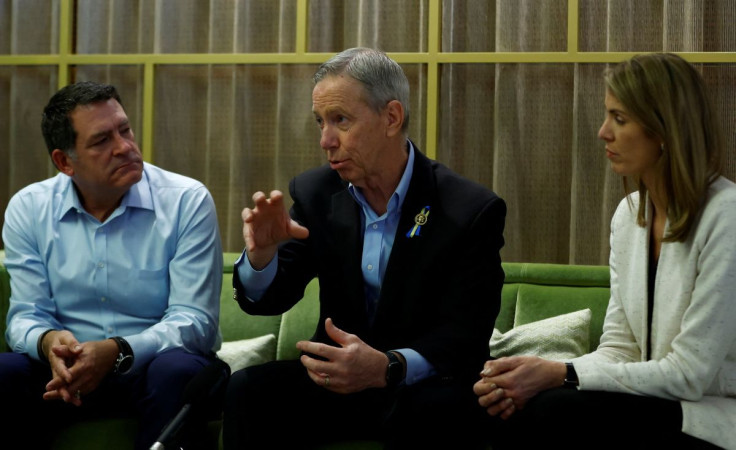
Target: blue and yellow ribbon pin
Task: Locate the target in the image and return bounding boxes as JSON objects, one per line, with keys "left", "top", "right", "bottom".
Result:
{"left": 406, "top": 206, "right": 430, "bottom": 238}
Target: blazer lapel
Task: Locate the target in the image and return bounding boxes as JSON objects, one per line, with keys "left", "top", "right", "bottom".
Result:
{"left": 329, "top": 188, "right": 362, "bottom": 266}
{"left": 374, "top": 149, "right": 436, "bottom": 321}
{"left": 328, "top": 188, "right": 371, "bottom": 329}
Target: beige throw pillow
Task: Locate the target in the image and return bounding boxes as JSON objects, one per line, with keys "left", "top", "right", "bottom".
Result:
{"left": 216, "top": 333, "right": 277, "bottom": 372}
{"left": 489, "top": 308, "right": 591, "bottom": 361}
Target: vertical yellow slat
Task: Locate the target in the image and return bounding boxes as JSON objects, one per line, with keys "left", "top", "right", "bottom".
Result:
{"left": 57, "top": 0, "right": 73, "bottom": 88}
{"left": 295, "top": 0, "right": 308, "bottom": 55}
{"left": 425, "top": 0, "right": 441, "bottom": 160}
{"left": 142, "top": 61, "right": 155, "bottom": 162}
{"left": 567, "top": 0, "right": 579, "bottom": 55}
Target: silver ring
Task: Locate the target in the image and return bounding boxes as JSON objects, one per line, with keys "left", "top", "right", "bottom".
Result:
{"left": 324, "top": 375, "right": 330, "bottom": 387}
{"left": 75, "top": 390, "right": 82, "bottom": 399}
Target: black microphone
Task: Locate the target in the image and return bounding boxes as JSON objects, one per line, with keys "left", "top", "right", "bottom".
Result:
{"left": 150, "top": 358, "right": 231, "bottom": 450}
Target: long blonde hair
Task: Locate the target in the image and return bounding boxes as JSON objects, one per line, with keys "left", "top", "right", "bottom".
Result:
{"left": 605, "top": 53, "right": 723, "bottom": 242}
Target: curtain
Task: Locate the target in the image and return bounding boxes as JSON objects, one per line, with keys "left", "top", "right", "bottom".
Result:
{"left": 440, "top": 0, "right": 736, "bottom": 263}
{"left": 0, "top": 0, "right": 59, "bottom": 244}
{"left": 1, "top": 0, "right": 734, "bottom": 265}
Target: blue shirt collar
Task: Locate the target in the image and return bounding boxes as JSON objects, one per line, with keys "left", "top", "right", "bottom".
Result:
{"left": 58, "top": 163, "right": 154, "bottom": 222}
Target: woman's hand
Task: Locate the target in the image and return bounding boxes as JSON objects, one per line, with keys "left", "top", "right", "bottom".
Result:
{"left": 474, "top": 356, "right": 567, "bottom": 419}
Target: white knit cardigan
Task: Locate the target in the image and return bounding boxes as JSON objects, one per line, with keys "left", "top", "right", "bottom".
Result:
{"left": 573, "top": 176, "right": 736, "bottom": 449}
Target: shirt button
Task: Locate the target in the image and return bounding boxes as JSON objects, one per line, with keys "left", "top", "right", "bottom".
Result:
{"left": 367, "top": 264, "right": 373, "bottom": 270}
{"left": 101, "top": 297, "right": 107, "bottom": 302}
{"left": 107, "top": 327, "right": 113, "bottom": 333}
{"left": 372, "top": 224, "right": 378, "bottom": 230}
{"left": 97, "top": 262, "right": 105, "bottom": 268}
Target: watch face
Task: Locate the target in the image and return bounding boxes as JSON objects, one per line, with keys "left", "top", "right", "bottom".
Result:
{"left": 387, "top": 361, "right": 403, "bottom": 386}
{"left": 388, "top": 362, "right": 400, "bottom": 379}
{"left": 116, "top": 354, "right": 134, "bottom": 374}
{"left": 385, "top": 351, "right": 404, "bottom": 387}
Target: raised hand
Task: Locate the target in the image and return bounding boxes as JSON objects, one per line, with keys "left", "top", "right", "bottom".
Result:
{"left": 241, "top": 190, "right": 309, "bottom": 270}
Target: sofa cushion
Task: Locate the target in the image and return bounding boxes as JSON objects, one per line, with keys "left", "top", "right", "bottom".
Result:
{"left": 489, "top": 308, "right": 591, "bottom": 360}
{"left": 500, "top": 263, "right": 609, "bottom": 348}
{"left": 216, "top": 333, "right": 277, "bottom": 372}
{"left": 513, "top": 284, "right": 609, "bottom": 348}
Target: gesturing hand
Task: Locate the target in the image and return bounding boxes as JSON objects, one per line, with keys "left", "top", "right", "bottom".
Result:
{"left": 241, "top": 190, "right": 309, "bottom": 270}
{"left": 296, "top": 318, "right": 387, "bottom": 394}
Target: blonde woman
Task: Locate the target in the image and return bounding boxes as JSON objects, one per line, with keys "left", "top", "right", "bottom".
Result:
{"left": 475, "top": 53, "right": 735, "bottom": 449}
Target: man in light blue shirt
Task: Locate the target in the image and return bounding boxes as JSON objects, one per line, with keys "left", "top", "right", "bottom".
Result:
{"left": 0, "top": 81, "right": 223, "bottom": 450}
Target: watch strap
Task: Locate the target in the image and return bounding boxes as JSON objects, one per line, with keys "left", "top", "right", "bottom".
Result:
{"left": 563, "top": 362, "right": 579, "bottom": 388}
{"left": 111, "top": 336, "right": 134, "bottom": 375}
{"left": 385, "top": 351, "right": 405, "bottom": 388}
{"left": 36, "top": 329, "right": 56, "bottom": 364}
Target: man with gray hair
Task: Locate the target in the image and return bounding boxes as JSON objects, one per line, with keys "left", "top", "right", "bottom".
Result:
{"left": 224, "top": 47, "right": 506, "bottom": 448}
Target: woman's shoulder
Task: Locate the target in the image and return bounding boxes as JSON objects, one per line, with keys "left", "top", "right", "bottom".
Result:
{"left": 701, "top": 177, "right": 736, "bottom": 219}
{"left": 706, "top": 176, "right": 736, "bottom": 203}
{"left": 693, "top": 176, "right": 736, "bottom": 237}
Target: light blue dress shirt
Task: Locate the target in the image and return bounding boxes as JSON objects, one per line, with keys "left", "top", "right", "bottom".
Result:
{"left": 237, "top": 142, "right": 435, "bottom": 385}
{"left": 2, "top": 163, "right": 223, "bottom": 372}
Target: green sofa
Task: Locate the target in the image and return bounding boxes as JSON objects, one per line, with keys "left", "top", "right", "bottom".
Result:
{"left": 0, "top": 250, "right": 611, "bottom": 449}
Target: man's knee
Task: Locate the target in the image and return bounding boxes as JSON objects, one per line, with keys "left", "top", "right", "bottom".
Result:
{"left": 224, "top": 362, "right": 286, "bottom": 416}
{"left": 145, "top": 350, "right": 212, "bottom": 394}
{"left": 0, "top": 352, "right": 47, "bottom": 396}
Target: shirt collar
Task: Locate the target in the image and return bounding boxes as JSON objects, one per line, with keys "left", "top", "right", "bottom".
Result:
{"left": 125, "top": 166, "right": 154, "bottom": 210}
{"left": 348, "top": 140, "right": 415, "bottom": 218}
{"left": 58, "top": 164, "right": 154, "bottom": 222}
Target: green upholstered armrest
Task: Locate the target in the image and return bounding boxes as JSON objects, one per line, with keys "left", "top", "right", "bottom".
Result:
{"left": 219, "top": 251, "right": 319, "bottom": 360}
{"left": 220, "top": 252, "right": 282, "bottom": 345}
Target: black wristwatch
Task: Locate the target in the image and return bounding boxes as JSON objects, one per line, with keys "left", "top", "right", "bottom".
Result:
{"left": 111, "top": 336, "right": 134, "bottom": 375}
{"left": 385, "top": 351, "right": 405, "bottom": 388}
{"left": 563, "top": 362, "right": 579, "bottom": 388}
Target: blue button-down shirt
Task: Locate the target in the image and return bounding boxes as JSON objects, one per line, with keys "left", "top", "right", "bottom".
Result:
{"left": 238, "top": 142, "right": 435, "bottom": 384}
{"left": 2, "top": 163, "right": 223, "bottom": 372}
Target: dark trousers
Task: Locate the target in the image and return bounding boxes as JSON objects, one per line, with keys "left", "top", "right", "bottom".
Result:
{"left": 0, "top": 349, "right": 219, "bottom": 450}
{"left": 485, "top": 387, "right": 722, "bottom": 449}
{"left": 222, "top": 359, "right": 488, "bottom": 450}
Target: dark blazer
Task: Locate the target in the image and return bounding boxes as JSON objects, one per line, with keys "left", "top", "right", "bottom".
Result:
{"left": 234, "top": 147, "right": 506, "bottom": 381}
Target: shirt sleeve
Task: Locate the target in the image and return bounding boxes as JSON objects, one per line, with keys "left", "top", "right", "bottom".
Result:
{"left": 396, "top": 348, "right": 437, "bottom": 385}
{"left": 235, "top": 250, "right": 277, "bottom": 302}
{"left": 2, "top": 192, "right": 64, "bottom": 360}
{"left": 125, "top": 187, "right": 223, "bottom": 371}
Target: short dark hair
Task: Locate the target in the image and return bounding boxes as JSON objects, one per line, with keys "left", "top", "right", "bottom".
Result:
{"left": 41, "top": 81, "right": 123, "bottom": 156}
